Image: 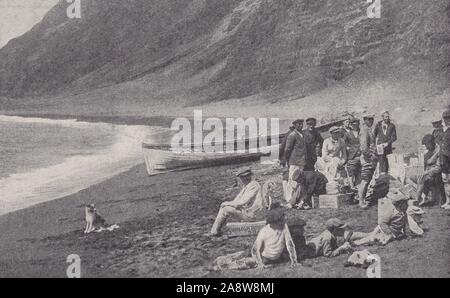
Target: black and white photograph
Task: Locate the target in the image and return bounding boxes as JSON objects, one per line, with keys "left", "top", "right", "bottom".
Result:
{"left": 0, "top": 0, "right": 449, "bottom": 281}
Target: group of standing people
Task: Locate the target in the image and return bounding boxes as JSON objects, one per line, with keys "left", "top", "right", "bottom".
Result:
{"left": 281, "top": 111, "right": 397, "bottom": 209}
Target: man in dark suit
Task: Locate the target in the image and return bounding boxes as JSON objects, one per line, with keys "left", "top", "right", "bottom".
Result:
{"left": 282, "top": 119, "right": 307, "bottom": 208}
{"left": 374, "top": 111, "right": 397, "bottom": 174}
{"left": 432, "top": 120, "right": 444, "bottom": 146}
{"left": 303, "top": 117, "right": 324, "bottom": 171}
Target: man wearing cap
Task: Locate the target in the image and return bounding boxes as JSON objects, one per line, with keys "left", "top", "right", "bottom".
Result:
{"left": 210, "top": 168, "right": 268, "bottom": 236}
{"left": 432, "top": 120, "right": 444, "bottom": 146}
{"left": 350, "top": 189, "right": 410, "bottom": 246}
{"left": 251, "top": 204, "right": 298, "bottom": 268}
{"left": 316, "top": 126, "right": 347, "bottom": 181}
{"left": 305, "top": 218, "right": 353, "bottom": 258}
{"left": 343, "top": 118, "right": 362, "bottom": 188}
{"left": 416, "top": 134, "right": 444, "bottom": 206}
{"left": 341, "top": 115, "right": 354, "bottom": 136}
{"left": 374, "top": 111, "right": 397, "bottom": 174}
{"left": 358, "top": 113, "right": 378, "bottom": 208}
{"left": 282, "top": 119, "right": 307, "bottom": 208}
{"left": 303, "top": 117, "right": 324, "bottom": 171}
{"left": 440, "top": 109, "right": 450, "bottom": 209}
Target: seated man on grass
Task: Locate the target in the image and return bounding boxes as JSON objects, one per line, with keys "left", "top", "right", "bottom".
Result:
{"left": 251, "top": 204, "right": 298, "bottom": 269}
{"left": 349, "top": 189, "right": 410, "bottom": 246}
{"left": 210, "top": 168, "right": 268, "bottom": 237}
{"left": 305, "top": 218, "right": 353, "bottom": 258}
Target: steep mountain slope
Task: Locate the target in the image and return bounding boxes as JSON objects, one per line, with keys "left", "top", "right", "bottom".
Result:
{"left": 0, "top": 0, "right": 448, "bottom": 114}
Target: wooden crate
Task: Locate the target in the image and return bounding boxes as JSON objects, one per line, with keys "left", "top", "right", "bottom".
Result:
{"left": 225, "top": 221, "right": 266, "bottom": 237}
{"left": 318, "top": 193, "right": 352, "bottom": 209}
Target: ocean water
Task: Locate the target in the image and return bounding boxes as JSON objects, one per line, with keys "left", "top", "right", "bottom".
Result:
{"left": 0, "top": 115, "right": 169, "bottom": 215}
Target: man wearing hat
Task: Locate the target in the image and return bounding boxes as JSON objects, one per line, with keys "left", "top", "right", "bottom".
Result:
{"left": 432, "top": 120, "right": 444, "bottom": 146}
{"left": 343, "top": 118, "right": 362, "bottom": 188}
{"left": 357, "top": 113, "right": 378, "bottom": 208}
{"left": 373, "top": 111, "right": 397, "bottom": 174}
{"left": 303, "top": 117, "right": 324, "bottom": 171}
{"left": 440, "top": 109, "right": 450, "bottom": 209}
{"left": 251, "top": 204, "right": 298, "bottom": 268}
{"left": 305, "top": 218, "right": 353, "bottom": 258}
{"left": 282, "top": 119, "right": 307, "bottom": 208}
{"left": 350, "top": 189, "right": 410, "bottom": 246}
{"left": 416, "top": 134, "right": 444, "bottom": 206}
{"left": 340, "top": 114, "right": 354, "bottom": 136}
{"left": 316, "top": 126, "right": 347, "bottom": 181}
{"left": 210, "top": 168, "right": 268, "bottom": 236}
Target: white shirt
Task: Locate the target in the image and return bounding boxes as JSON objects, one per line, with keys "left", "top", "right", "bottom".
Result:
{"left": 228, "top": 180, "right": 265, "bottom": 215}
{"left": 256, "top": 224, "right": 292, "bottom": 261}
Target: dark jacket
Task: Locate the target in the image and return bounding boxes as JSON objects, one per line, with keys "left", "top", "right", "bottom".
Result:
{"left": 343, "top": 130, "right": 361, "bottom": 160}
{"left": 374, "top": 121, "right": 397, "bottom": 155}
{"left": 279, "top": 128, "right": 294, "bottom": 160}
{"left": 284, "top": 130, "right": 307, "bottom": 168}
{"left": 440, "top": 128, "right": 450, "bottom": 174}
{"left": 303, "top": 128, "right": 324, "bottom": 162}
{"left": 433, "top": 127, "right": 444, "bottom": 146}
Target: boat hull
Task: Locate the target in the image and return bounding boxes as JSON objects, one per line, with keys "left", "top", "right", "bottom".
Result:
{"left": 142, "top": 145, "right": 278, "bottom": 175}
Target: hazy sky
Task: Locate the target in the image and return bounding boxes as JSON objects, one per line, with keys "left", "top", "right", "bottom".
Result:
{"left": 0, "top": 0, "right": 59, "bottom": 48}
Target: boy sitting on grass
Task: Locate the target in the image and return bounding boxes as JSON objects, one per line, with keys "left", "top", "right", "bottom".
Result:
{"left": 349, "top": 189, "right": 410, "bottom": 246}
{"left": 306, "top": 218, "right": 353, "bottom": 258}
{"left": 251, "top": 203, "right": 298, "bottom": 269}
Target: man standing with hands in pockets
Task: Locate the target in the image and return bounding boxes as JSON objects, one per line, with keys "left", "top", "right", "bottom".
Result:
{"left": 374, "top": 111, "right": 397, "bottom": 174}
{"left": 281, "top": 119, "right": 307, "bottom": 208}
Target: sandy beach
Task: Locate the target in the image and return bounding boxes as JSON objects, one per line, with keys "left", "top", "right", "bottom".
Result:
{"left": 0, "top": 116, "right": 448, "bottom": 278}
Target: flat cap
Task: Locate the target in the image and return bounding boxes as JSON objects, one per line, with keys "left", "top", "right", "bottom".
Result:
{"left": 432, "top": 120, "right": 442, "bottom": 125}
{"left": 292, "top": 119, "right": 304, "bottom": 125}
{"left": 306, "top": 117, "right": 317, "bottom": 123}
{"left": 326, "top": 218, "right": 348, "bottom": 230}
{"left": 236, "top": 167, "right": 252, "bottom": 177}
{"left": 362, "top": 113, "right": 375, "bottom": 119}
{"left": 329, "top": 126, "right": 341, "bottom": 133}
{"left": 388, "top": 189, "right": 409, "bottom": 203}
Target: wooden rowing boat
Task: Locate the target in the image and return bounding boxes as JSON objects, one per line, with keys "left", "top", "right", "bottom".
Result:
{"left": 142, "top": 119, "right": 343, "bottom": 175}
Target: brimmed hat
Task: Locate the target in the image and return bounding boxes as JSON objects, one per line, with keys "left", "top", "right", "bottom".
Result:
{"left": 432, "top": 120, "right": 442, "bottom": 125}
{"left": 362, "top": 113, "right": 375, "bottom": 119}
{"left": 329, "top": 126, "right": 341, "bottom": 134}
{"left": 388, "top": 189, "right": 409, "bottom": 204}
{"left": 422, "top": 134, "right": 435, "bottom": 145}
{"left": 306, "top": 117, "right": 317, "bottom": 123}
{"left": 292, "top": 119, "right": 304, "bottom": 125}
{"left": 236, "top": 167, "right": 252, "bottom": 177}
{"left": 326, "top": 218, "right": 348, "bottom": 230}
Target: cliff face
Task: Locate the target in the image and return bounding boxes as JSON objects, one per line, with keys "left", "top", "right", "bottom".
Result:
{"left": 0, "top": 0, "right": 448, "bottom": 109}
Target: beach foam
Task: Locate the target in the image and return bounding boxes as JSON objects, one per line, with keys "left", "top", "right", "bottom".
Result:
{"left": 0, "top": 116, "right": 169, "bottom": 215}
